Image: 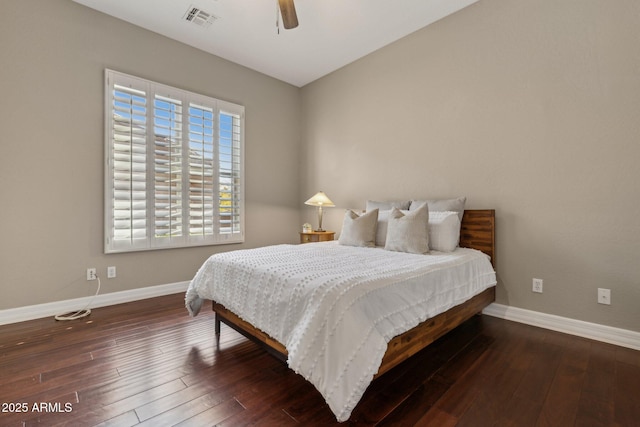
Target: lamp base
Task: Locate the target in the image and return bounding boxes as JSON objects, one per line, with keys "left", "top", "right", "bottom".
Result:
{"left": 314, "top": 228, "right": 326, "bottom": 232}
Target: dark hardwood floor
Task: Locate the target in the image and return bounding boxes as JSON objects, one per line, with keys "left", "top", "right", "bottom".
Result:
{"left": 1, "top": 293, "right": 638, "bottom": 426}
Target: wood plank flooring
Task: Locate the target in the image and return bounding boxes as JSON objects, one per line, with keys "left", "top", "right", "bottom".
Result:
{"left": 1, "top": 293, "right": 638, "bottom": 426}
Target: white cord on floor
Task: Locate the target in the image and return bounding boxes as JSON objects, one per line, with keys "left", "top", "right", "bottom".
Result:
{"left": 54, "top": 276, "right": 101, "bottom": 321}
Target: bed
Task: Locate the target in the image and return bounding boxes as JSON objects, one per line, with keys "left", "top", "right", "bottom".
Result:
{"left": 186, "top": 208, "right": 496, "bottom": 422}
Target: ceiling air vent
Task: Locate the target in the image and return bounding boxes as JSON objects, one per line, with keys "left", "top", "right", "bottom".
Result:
{"left": 183, "top": 5, "right": 218, "bottom": 28}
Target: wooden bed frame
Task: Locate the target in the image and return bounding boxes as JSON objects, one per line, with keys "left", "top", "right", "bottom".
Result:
{"left": 212, "top": 209, "right": 496, "bottom": 379}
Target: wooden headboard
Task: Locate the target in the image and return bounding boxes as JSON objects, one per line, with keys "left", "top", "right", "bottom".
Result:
{"left": 459, "top": 209, "right": 496, "bottom": 267}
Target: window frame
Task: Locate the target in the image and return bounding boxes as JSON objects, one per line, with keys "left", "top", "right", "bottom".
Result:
{"left": 104, "top": 69, "right": 245, "bottom": 253}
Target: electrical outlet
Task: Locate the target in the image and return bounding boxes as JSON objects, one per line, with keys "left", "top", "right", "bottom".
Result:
{"left": 107, "top": 266, "right": 116, "bottom": 279}
{"left": 597, "top": 288, "right": 611, "bottom": 305}
{"left": 87, "top": 268, "right": 97, "bottom": 281}
{"left": 532, "top": 278, "right": 543, "bottom": 293}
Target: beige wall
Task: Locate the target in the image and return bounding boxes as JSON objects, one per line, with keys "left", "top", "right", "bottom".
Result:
{"left": 300, "top": 0, "right": 640, "bottom": 332}
{"left": 0, "top": 0, "right": 301, "bottom": 309}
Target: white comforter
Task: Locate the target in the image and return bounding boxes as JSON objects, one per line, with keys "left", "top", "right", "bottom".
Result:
{"left": 185, "top": 242, "right": 496, "bottom": 422}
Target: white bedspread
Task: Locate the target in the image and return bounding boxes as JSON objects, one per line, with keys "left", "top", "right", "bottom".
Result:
{"left": 185, "top": 242, "right": 496, "bottom": 422}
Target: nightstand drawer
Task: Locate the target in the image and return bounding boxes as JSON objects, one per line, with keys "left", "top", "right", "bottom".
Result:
{"left": 299, "top": 231, "right": 335, "bottom": 244}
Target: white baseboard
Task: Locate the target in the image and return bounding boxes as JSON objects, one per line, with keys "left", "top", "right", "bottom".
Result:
{"left": 483, "top": 303, "right": 640, "bottom": 351}
{"left": 0, "top": 281, "right": 190, "bottom": 326}
{"left": 4, "top": 290, "right": 638, "bottom": 351}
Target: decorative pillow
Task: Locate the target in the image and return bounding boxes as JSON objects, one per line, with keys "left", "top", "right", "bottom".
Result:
{"left": 409, "top": 197, "right": 466, "bottom": 222}
{"left": 338, "top": 209, "right": 378, "bottom": 247}
{"left": 366, "top": 200, "right": 410, "bottom": 212}
{"left": 375, "top": 210, "right": 391, "bottom": 247}
{"left": 428, "top": 211, "right": 461, "bottom": 252}
{"left": 384, "top": 204, "right": 429, "bottom": 254}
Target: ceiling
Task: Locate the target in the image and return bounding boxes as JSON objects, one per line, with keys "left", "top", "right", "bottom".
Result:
{"left": 72, "top": 0, "right": 479, "bottom": 87}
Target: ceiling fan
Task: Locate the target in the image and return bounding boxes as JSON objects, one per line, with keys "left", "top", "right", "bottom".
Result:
{"left": 278, "top": 0, "right": 299, "bottom": 30}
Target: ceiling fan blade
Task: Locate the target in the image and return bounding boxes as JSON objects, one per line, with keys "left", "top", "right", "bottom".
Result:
{"left": 278, "top": 0, "right": 299, "bottom": 29}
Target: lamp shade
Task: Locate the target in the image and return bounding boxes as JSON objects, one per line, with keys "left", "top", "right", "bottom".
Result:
{"left": 304, "top": 191, "right": 335, "bottom": 207}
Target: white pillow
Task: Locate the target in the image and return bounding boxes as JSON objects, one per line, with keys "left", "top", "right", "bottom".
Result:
{"left": 366, "top": 200, "right": 411, "bottom": 211}
{"left": 338, "top": 209, "right": 378, "bottom": 247}
{"left": 410, "top": 197, "right": 466, "bottom": 222}
{"left": 375, "top": 209, "right": 391, "bottom": 247}
{"left": 428, "top": 211, "right": 461, "bottom": 252}
{"left": 384, "top": 204, "right": 429, "bottom": 254}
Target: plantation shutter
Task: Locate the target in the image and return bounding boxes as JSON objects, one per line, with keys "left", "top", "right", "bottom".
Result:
{"left": 153, "top": 94, "right": 184, "bottom": 246}
{"left": 187, "top": 101, "right": 215, "bottom": 240}
{"left": 110, "top": 81, "right": 148, "bottom": 250}
{"left": 218, "top": 108, "right": 243, "bottom": 237}
{"left": 105, "top": 70, "right": 244, "bottom": 253}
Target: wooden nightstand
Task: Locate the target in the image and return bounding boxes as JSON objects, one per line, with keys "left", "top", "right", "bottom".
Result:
{"left": 299, "top": 231, "right": 335, "bottom": 244}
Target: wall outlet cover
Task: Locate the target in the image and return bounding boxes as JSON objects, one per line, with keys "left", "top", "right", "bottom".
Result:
{"left": 597, "top": 288, "right": 611, "bottom": 305}
{"left": 532, "top": 278, "right": 543, "bottom": 293}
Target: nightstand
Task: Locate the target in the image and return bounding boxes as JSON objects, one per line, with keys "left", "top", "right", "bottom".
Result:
{"left": 299, "top": 231, "right": 335, "bottom": 244}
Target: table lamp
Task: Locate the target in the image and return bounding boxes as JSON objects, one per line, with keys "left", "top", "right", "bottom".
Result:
{"left": 304, "top": 191, "right": 335, "bottom": 232}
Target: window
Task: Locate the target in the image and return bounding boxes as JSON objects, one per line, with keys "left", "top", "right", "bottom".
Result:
{"left": 104, "top": 69, "right": 244, "bottom": 253}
